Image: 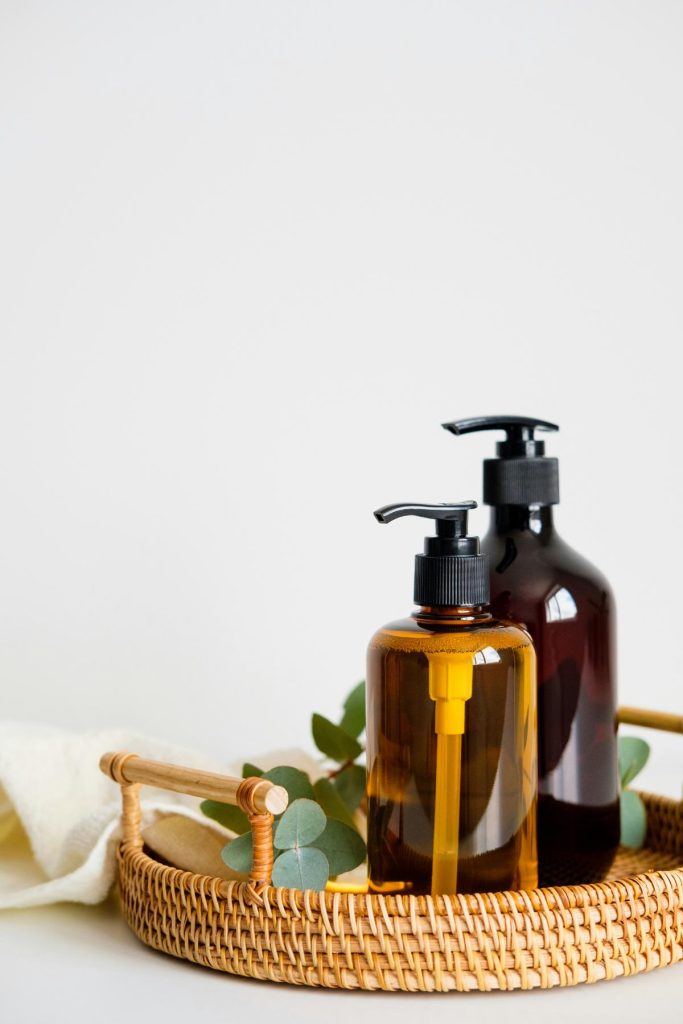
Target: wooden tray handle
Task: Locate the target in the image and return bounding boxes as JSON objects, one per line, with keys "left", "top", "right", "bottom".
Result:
{"left": 100, "top": 751, "right": 287, "bottom": 887}
{"left": 617, "top": 707, "right": 683, "bottom": 734}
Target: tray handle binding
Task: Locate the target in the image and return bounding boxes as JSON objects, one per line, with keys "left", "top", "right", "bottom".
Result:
{"left": 99, "top": 751, "right": 288, "bottom": 888}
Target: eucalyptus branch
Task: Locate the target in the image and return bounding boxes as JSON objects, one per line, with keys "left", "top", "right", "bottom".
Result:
{"left": 201, "top": 679, "right": 368, "bottom": 890}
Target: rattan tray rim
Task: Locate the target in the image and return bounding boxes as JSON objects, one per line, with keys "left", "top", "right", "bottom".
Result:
{"left": 102, "top": 727, "right": 683, "bottom": 993}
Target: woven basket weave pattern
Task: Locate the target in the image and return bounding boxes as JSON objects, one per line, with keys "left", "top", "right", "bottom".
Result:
{"left": 115, "top": 792, "right": 682, "bottom": 992}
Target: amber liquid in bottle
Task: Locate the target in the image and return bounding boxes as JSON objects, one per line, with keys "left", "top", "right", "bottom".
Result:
{"left": 366, "top": 607, "right": 537, "bottom": 895}
{"left": 483, "top": 506, "right": 619, "bottom": 885}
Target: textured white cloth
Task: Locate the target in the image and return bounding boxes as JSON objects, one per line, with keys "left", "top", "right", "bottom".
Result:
{"left": 0, "top": 722, "right": 231, "bottom": 909}
{"left": 0, "top": 722, "right": 322, "bottom": 910}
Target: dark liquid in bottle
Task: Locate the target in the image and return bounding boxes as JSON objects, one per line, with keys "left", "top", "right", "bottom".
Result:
{"left": 484, "top": 507, "right": 619, "bottom": 885}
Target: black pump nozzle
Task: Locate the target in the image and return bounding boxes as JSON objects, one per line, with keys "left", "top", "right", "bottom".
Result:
{"left": 373, "top": 501, "right": 489, "bottom": 607}
{"left": 374, "top": 501, "right": 475, "bottom": 535}
{"left": 441, "top": 415, "right": 560, "bottom": 506}
{"left": 443, "top": 415, "right": 558, "bottom": 458}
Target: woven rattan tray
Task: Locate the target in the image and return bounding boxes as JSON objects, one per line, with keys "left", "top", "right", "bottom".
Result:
{"left": 100, "top": 707, "right": 682, "bottom": 992}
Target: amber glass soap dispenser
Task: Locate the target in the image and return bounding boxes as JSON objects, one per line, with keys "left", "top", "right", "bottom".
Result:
{"left": 442, "top": 417, "right": 619, "bottom": 884}
{"left": 366, "top": 501, "right": 537, "bottom": 897}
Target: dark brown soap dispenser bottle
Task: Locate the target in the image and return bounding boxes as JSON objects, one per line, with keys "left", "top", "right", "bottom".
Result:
{"left": 366, "top": 501, "right": 537, "bottom": 896}
{"left": 442, "top": 417, "right": 619, "bottom": 884}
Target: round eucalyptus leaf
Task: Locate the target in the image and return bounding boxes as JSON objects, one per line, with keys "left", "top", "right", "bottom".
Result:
{"left": 339, "top": 681, "right": 366, "bottom": 739}
{"left": 311, "top": 713, "right": 363, "bottom": 763}
{"left": 333, "top": 764, "right": 366, "bottom": 812}
{"left": 618, "top": 736, "right": 650, "bottom": 788}
{"left": 620, "top": 788, "right": 647, "bottom": 848}
{"left": 274, "top": 798, "right": 326, "bottom": 850}
{"left": 271, "top": 847, "right": 329, "bottom": 890}
{"left": 313, "top": 777, "right": 357, "bottom": 830}
{"left": 310, "top": 818, "right": 366, "bottom": 876}
{"left": 201, "top": 800, "right": 250, "bottom": 835}
{"left": 221, "top": 832, "right": 253, "bottom": 872}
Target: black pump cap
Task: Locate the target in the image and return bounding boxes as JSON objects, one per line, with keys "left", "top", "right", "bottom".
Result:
{"left": 374, "top": 501, "right": 489, "bottom": 607}
{"left": 442, "top": 416, "right": 560, "bottom": 507}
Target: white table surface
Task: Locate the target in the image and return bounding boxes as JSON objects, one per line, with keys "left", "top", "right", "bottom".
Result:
{"left": 1, "top": 891, "right": 680, "bottom": 1024}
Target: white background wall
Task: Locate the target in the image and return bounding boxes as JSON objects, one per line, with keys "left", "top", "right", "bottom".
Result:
{"left": 1, "top": 2, "right": 681, "bottom": 790}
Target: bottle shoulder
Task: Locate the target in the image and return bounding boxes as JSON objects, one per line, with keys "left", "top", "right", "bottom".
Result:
{"left": 483, "top": 528, "right": 614, "bottom": 599}
{"left": 368, "top": 614, "right": 533, "bottom": 656}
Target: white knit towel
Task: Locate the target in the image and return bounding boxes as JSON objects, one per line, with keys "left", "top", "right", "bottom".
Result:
{"left": 0, "top": 722, "right": 233, "bottom": 910}
{"left": 0, "top": 722, "right": 321, "bottom": 910}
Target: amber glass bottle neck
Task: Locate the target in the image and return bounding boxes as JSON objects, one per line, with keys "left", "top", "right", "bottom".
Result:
{"left": 415, "top": 605, "right": 492, "bottom": 625}
{"left": 490, "top": 505, "right": 555, "bottom": 535}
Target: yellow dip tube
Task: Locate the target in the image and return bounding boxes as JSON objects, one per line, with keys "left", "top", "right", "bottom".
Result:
{"left": 428, "top": 652, "right": 473, "bottom": 896}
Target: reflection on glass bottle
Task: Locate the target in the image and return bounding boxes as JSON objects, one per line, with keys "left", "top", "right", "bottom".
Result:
{"left": 545, "top": 585, "right": 578, "bottom": 623}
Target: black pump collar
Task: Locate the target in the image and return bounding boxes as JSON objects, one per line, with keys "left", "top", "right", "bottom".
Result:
{"left": 442, "top": 415, "right": 560, "bottom": 507}
{"left": 374, "top": 501, "right": 490, "bottom": 607}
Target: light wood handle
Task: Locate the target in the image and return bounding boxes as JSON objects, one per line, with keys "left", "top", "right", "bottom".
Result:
{"left": 100, "top": 751, "right": 288, "bottom": 814}
{"left": 100, "top": 751, "right": 288, "bottom": 889}
{"left": 617, "top": 707, "right": 683, "bottom": 735}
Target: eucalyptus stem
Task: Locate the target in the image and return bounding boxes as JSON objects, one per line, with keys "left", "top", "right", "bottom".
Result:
{"left": 327, "top": 753, "right": 365, "bottom": 780}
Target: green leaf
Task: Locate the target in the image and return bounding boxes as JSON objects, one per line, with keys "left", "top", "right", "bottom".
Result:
{"left": 261, "top": 765, "right": 314, "bottom": 804}
{"left": 313, "top": 777, "right": 357, "bottom": 830}
{"left": 271, "top": 847, "right": 329, "bottom": 890}
{"left": 333, "top": 764, "right": 366, "bottom": 813}
{"left": 310, "top": 818, "right": 366, "bottom": 876}
{"left": 274, "top": 798, "right": 326, "bottom": 850}
{"left": 620, "top": 788, "right": 647, "bottom": 848}
{"left": 339, "top": 680, "right": 366, "bottom": 739}
{"left": 200, "top": 800, "right": 249, "bottom": 835}
{"left": 221, "top": 832, "right": 253, "bottom": 872}
{"left": 312, "top": 713, "right": 362, "bottom": 763}
{"left": 242, "top": 763, "right": 263, "bottom": 778}
{"left": 618, "top": 736, "right": 651, "bottom": 788}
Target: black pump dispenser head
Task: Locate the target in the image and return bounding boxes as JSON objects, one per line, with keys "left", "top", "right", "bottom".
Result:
{"left": 374, "top": 501, "right": 489, "bottom": 607}
{"left": 442, "top": 416, "right": 560, "bottom": 507}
